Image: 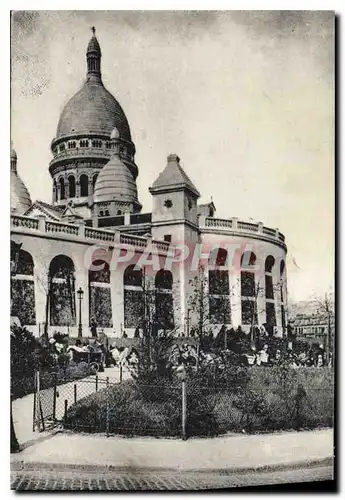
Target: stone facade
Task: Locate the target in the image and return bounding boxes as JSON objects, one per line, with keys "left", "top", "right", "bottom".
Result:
{"left": 10, "top": 29, "right": 288, "bottom": 339}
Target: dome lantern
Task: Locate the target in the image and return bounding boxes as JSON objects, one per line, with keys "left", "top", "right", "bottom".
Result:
{"left": 86, "top": 26, "right": 102, "bottom": 83}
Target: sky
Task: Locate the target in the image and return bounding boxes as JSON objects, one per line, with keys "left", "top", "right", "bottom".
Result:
{"left": 10, "top": 10, "right": 334, "bottom": 303}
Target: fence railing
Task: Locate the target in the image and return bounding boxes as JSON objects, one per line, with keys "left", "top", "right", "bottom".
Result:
{"left": 42, "top": 373, "right": 334, "bottom": 440}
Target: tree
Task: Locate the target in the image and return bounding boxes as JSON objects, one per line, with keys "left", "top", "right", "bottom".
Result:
{"left": 135, "top": 267, "right": 180, "bottom": 381}
{"left": 315, "top": 292, "right": 334, "bottom": 365}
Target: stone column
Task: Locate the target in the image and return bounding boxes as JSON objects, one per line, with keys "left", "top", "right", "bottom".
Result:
{"left": 37, "top": 214, "right": 46, "bottom": 233}
{"left": 229, "top": 267, "right": 241, "bottom": 328}
{"left": 33, "top": 265, "right": 49, "bottom": 338}
{"left": 110, "top": 265, "right": 124, "bottom": 337}
{"left": 273, "top": 265, "right": 283, "bottom": 337}
{"left": 256, "top": 257, "right": 266, "bottom": 327}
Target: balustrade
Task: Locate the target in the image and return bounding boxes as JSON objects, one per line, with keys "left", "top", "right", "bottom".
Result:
{"left": 11, "top": 215, "right": 39, "bottom": 230}
{"left": 205, "top": 218, "right": 233, "bottom": 228}
{"left": 200, "top": 216, "right": 285, "bottom": 245}
{"left": 120, "top": 234, "right": 147, "bottom": 248}
{"left": 85, "top": 227, "right": 115, "bottom": 242}
{"left": 263, "top": 227, "right": 276, "bottom": 237}
{"left": 45, "top": 220, "right": 79, "bottom": 236}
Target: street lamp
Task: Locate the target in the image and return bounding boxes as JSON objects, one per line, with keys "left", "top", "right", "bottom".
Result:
{"left": 77, "top": 287, "right": 84, "bottom": 338}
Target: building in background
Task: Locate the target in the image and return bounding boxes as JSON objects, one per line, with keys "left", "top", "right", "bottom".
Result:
{"left": 10, "top": 30, "right": 288, "bottom": 339}
{"left": 290, "top": 312, "right": 335, "bottom": 350}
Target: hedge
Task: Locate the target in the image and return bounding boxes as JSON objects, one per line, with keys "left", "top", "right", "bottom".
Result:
{"left": 64, "top": 366, "right": 334, "bottom": 438}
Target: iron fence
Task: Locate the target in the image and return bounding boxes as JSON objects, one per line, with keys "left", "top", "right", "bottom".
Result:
{"left": 50, "top": 375, "right": 334, "bottom": 439}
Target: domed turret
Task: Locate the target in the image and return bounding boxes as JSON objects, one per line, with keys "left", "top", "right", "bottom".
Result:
{"left": 55, "top": 27, "right": 131, "bottom": 141}
{"left": 49, "top": 28, "right": 139, "bottom": 208}
{"left": 10, "top": 145, "right": 32, "bottom": 214}
{"left": 93, "top": 129, "right": 141, "bottom": 214}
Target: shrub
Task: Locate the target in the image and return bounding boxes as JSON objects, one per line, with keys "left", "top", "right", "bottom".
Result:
{"left": 232, "top": 365, "right": 334, "bottom": 432}
{"left": 64, "top": 365, "right": 334, "bottom": 438}
{"left": 65, "top": 377, "right": 219, "bottom": 437}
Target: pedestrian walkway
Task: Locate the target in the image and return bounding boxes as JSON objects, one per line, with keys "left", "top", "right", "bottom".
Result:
{"left": 11, "top": 428, "right": 333, "bottom": 473}
{"left": 11, "top": 461, "right": 334, "bottom": 491}
{"left": 12, "top": 366, "right": 130, "bottom": 447}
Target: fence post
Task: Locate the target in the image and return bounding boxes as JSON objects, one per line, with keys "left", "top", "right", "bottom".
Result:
{"left": 96, "top": 375, "right": 98, "bottom": 392}
{"left": 182, "top": 380, "right": 187, "bottom": 441}
{"left": 74, "top": 384, "right": 77, "bottom": 404}
{"left": 53, "top": 373, "right": 57, "bottom": 421}
{"left": 120, "top": 365, "right": 123, "bottom": 383}
{"left": 106, "top": 377, "right": 110, "bottom": 437}
{"left": 64, "top": 399, "right": 68, "bottom": 427}
{"left": 35, "top": 371, "right": 41, "bottom": 432}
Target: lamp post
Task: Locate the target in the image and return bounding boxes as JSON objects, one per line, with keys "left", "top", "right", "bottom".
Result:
{"left": 186, "top": 308, "right": 191, "bottom": 337}
{"left": 10, "top": 240, "right": 22, "bottom": 453}
{"left": 77, "top": 287, "right": 84, "bottom": 338}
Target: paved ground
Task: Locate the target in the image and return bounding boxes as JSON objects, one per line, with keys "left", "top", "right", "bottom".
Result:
{"left": 12, "top": 429, "right": 333, "bottom": 471}
{"left": 10, "top": 463, "right": 334, "bottom": 491}
{"left": 12, "top": 366, "right": 131, "bottom": 446}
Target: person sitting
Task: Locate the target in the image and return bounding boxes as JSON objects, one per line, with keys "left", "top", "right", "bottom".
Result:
{"left": 258, "top": 344, "right": 269, "bottom": 366}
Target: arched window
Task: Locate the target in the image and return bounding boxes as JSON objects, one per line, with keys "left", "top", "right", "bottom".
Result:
{"left": 280, "top": 260, "right": 286, "bottom": 332}
{"left": 53, "top": 180, "right": 58, "bottom": 202}
{"left": 89, "top": 260, "right": 112, "bottom": 328}
{"left": 59, "top": 178, "right": 66, "bottom": 200}
{"left": 68, "top": 175, "right": 76, "bottom": 198}
{"left": 10, "top": 245, "right": 36, "bottom": 326}
{"left": 208, "top": 248, "right": 230, "bottom": 325}
{"left": 124, "top": 265, "right": 144, "bottom": 328}
{"left": 49, "top": 255, "right": 76, "bottom": 327}
{"left": 155, "top": 270, "right": 174, "bottom": 330}
{"left": 80, "top": 174, "right": 89, "bottom": 197}
{"left": 265, "top": 256, "right": 276, "bottom": 330}
{"left": 104, "top": 210, "right": 110, "bottom": 216}
{"left": 99, "top": 211, "right": 104, "bottom": 217}
{"left": 241, "top": 251, "right": 257, "bottom": 325}
{"left": 117, "top": 210, "right": 122, "bottom": 215}
{"left": 92, "top": 173, "right": 98, "bottom": 191}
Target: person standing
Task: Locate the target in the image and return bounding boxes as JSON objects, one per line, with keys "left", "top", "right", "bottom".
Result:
{"left": 90, "top": 318, "right": 97, "bottom": 338}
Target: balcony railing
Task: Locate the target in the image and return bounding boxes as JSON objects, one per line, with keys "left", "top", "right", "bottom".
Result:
{"left": 205, "top": 218, "right": 233, "bottom": 228}
{"left": 11, "top": 215, "right": 171, "bottom": 254}
{"left": 11, "top": 215, "right": 39, "bottom": 231}
{"left": 200, "top": 217, "right": 285, "bottom": 244}
{"left": 45, "top": 220, "right": 79, "bottom": 236}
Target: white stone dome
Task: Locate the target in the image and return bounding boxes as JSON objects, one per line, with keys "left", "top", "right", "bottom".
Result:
{"left": 93, "top": 155, "right": 139, "bottom": 204}
{"left": 11, "top": 170, "right": 32, "bottom": 214}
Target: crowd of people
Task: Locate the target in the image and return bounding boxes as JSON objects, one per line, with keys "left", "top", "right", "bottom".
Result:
{"left": 47, "top": 320, "right": 332, "bottom": 375}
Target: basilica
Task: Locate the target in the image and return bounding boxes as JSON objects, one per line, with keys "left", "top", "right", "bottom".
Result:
{"left": 10, "top": 30, "right": 288, "bottom": 339}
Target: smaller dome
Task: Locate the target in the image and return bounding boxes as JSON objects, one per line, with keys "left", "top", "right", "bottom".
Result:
{"left": 11, "top": 171, "right": 32, "bottom": 214}
{"left": 110, "top": 127, "right": 120, "bottom": 140}
{"left": 93, "top": 156, "right": 138, "bottom": 204}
